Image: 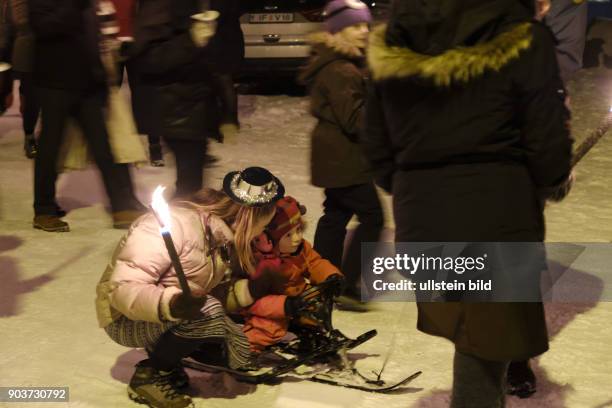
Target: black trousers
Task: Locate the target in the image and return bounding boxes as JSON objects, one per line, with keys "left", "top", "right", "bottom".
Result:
{"left": 313, "top": 183, "right": 383, "bottom": 296}
{"left": 34, "top": 87, "right": 137, "bottom": 215}
{"left": 451, "top": 351, "right": 509, "bottom": 408}
{"left": 165, "top": 138, "right": 207, "bottom": 198}
{"left": 17, "top": 72, "right": 40, "bottom": 135}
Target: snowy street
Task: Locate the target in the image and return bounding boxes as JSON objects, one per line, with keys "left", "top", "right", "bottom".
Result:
{"left": 1, "top": 65, "right": 612, "bottom": 407}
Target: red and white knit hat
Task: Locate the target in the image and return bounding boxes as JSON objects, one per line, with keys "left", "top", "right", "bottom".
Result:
{"left": 267, "top": 196, "right": 307, "bottom": 242}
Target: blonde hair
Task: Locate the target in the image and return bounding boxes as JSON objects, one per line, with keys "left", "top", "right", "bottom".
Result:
{"left": 176, "top": 188, "right": 276, "bottom": 276}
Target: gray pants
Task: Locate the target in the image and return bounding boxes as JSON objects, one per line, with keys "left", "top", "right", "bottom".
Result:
{"left": 450, "top": 351, "right": 509, "bottom": 408}
{"left": 545, "top": 0, "right": 588, "bottom": 83}
{"left": 104, "top": 296, "right": 252, "bottom": 370}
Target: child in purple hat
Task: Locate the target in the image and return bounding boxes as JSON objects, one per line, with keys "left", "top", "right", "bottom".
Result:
{"left": 298, "top": 0, "right": 383, "bottom": 310}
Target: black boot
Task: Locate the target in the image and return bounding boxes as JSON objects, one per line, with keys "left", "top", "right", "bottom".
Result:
{"left": 24, "top": 134, "right": 38, "bottom": 159}
{"left": 507, "top": 360, "right": 536, "bottom": 398}
{"left": 128, "top": 359, "right": 193, "bottom": 408}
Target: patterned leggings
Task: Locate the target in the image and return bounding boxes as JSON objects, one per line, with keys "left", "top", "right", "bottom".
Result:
{"left": 104, "top": 296, "right": 252, "bottom": 369}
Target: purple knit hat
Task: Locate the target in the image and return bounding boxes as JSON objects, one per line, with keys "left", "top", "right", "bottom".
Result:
{"left": 324, "top": 0, "right": 372, "bottom": 34}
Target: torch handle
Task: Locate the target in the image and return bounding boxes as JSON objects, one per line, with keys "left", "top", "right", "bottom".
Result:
{"left": 571, "top": 114, "right": 612, "bottom": 167}
{"left": 162, "top": 232, "right": 192, "bottom": 296}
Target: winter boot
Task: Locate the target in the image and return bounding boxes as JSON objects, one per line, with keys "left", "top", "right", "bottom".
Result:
{"left": 24, "top": 134, "right": 38, "bottom": 159}
{"left": 127, "top": 359, "right": 193, "bottom": 408}
{"left": 149, "top": 143, "right": 165, "bottom": 167}
{"left": 507, "top": 360, "right": 536, "bottom": 398}
{"left": 112, "top": 209, "right": 146, "bottom": 229}
{"left": 33, "top": 215, "right": 70, "bottom": 232}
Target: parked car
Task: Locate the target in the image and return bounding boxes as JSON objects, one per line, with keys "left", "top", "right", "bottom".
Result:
{"left": 239, "top": 0, "right": 389, "bottom": 77}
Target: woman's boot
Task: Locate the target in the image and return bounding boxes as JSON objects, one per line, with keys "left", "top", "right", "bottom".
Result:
{"left": 128, "top": 359, "right": 193, "bottom": 408}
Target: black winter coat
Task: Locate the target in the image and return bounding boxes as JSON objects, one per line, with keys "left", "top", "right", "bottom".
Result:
{"left": 29, "top": 0, "right": 106, "bottom": 90}
{"left": 363, "top": 0, "right": 573, "bottom": 362}
{"left": 299, "top": 34, "right": 372, "bottom": 188}
{"left": 131, "top": 0, "right": 218, "bottom": 141}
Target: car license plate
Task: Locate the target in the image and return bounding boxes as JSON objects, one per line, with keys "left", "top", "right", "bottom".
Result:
{"left": 249, "top": 13, "right": 294, "bottom": 23}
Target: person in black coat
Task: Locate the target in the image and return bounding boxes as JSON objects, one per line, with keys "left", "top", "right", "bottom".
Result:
{"left": 206, "top": 0, "right": 245, "bottom": 142}
{"left": 28, "top": 0, "right": 143, "bottom": 232}
{"left": 362, "top": 0, "right": 573, "bottom": 406}
{"left": 131, "top": 0, "right": 219, "bottom": 198}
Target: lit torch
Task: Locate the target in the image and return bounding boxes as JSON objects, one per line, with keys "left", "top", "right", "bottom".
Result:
{"left": 150, "top": 186, "right": 191, "bottom": 296}
{"left": 571, "top": 105, "right": 612, "bottom": 167}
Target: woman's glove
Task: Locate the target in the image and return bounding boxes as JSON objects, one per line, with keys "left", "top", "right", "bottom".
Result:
{"left": 247, "top": 267, "right": 288, "bottom": 300}
{"left": 169, "top": 289, "right": 206, "bottom": 320}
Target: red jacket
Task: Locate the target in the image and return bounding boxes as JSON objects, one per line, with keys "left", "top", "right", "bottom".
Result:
{"left": 243, "top": 240, "right": 342, "bottom": 348}
{"left": 245, "top": 237, "right": 342, "bottom": 321}
{"left": 276, "top": 240, "right": 341, "bottom": 297}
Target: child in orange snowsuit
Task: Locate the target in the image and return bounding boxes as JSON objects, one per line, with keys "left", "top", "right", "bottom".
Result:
{"left": 243, "top": 196, "right": 343, "bottom": 351}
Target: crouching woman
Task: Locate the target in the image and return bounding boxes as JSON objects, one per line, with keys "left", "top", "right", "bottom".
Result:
{"left": 95, "top": 167, "right": 284, "bottom": 408}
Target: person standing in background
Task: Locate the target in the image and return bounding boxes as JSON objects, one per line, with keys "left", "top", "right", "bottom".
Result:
{"left": 363, "top": 1, "right": 574, "bottom": 406}
{"left": 0, "top": 0, "right": 39, "bottom": 158}
{"left": 206, "top": 0, "right": 245, "bottom": 145}
{"left": 300, "top": 0, "right": 383, "bottom": 310}
{"left": 29, "top": 0, "right": 144, "bottom": 231}
{"left": 131, "top": 0, "right": 220, "bottom": 198}
{"left": 0, "top": 0, "right": 15, "bottom": 115}
{"left": 112, "top": 0, "right": 165, "bottom": 167}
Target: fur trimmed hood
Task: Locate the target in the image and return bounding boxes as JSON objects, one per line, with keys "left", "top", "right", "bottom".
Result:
{"left": 307, "top": 31, "right": 364, "bottom": 59}
{"left": 367, "top": 22, "right": 533, "bottom": 86}
{"left": 298, "top": 31, "right": 364, "bottom": 85}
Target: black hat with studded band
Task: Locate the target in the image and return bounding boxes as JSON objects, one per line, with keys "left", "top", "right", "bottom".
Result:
{"left": 223, "top": 167, "right": 285, "bottom": 207}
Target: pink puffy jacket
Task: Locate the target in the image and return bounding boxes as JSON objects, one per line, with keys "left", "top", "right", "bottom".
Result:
{"left": 95, "top": 206, "right": 234, "bottom": 327}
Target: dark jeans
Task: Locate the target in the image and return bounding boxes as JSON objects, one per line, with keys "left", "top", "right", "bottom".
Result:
{"left": 451, "top": 351, "right": 509, "bottom": 408}
{"left": 17, "top": 72, "right": 40, "bottom": 135}
{"left": 313, "top": 183, "right": 383, "bottom": 296}
{"left": 165, "top": 138, "right": 207, "bottom": 198}
{"left": 34, "top": 87, "right": 137, "bottom": 215}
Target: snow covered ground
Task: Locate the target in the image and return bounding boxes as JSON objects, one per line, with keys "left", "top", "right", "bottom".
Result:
{"left": 1, "top": 68, "right": 612, "bottom": 408}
